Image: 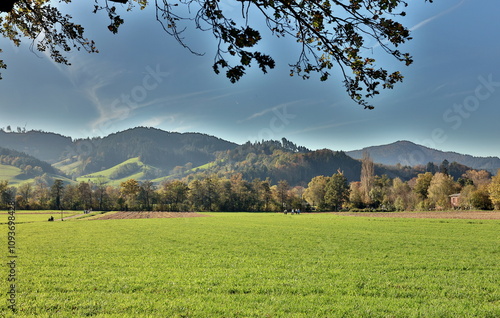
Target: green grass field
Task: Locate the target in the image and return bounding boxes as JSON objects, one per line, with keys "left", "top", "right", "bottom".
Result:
{"left": 0, "top": 210, "right": 83, "bottom": 223}
{"left": 1, "top": 212, "right": 499, "bottom": 317}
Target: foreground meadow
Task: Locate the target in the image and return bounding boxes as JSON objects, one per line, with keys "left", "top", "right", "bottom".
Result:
{"left": 1, "top": 212, "right": 499, "bottom": 317}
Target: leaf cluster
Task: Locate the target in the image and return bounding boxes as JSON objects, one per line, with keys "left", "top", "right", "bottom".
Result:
{"left": 0, "top": 0, "right": 98, "bottom": 77}
{"left": 1, "top": 0, "right": 433, "bottom": 108}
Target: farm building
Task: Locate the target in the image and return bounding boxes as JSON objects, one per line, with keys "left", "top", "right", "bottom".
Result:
{"left": 449, "top": 193, "right": 461, "bottom": 208}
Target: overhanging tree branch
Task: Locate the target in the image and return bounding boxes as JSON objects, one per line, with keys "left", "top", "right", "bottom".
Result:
{"left": 0, "top": 0, "right": 434, "bottom": 109}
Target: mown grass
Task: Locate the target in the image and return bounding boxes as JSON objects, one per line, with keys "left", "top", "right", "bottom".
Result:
{"left": 0, "top": 210, "right": 82, "bottom": 223}
{"left": 1, "top": 213, "right": 499, "bottom": 317}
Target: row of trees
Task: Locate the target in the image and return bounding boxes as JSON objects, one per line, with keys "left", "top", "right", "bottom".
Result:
{"left": 0, "top": 175, "right": 299, "bottom": 212}
{"left": 1, "top": 168, "right": 500, "bottom": 212}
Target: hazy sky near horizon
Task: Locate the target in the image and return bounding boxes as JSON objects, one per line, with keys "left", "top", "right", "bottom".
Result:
{"left": 1, "top": 0, "right": 499, "bottom": 157}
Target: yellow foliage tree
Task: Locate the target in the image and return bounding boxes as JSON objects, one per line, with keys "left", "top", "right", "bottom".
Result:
{"left": 427, "top": 172, "right": 458, "bottom": 210}
{"left": 488, "top": 171, "right": 500, "bottom": 210}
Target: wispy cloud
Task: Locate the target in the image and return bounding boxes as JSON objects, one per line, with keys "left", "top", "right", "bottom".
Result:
{"left": 410, "top": 0, "right": 466, "bottom": 31}
{"left": 288, "top": 118, "right": 376, "bottom": 135}
{"left": 90, "top": 85, "right": 242, "bottom": 135}
{"left": 239, "top": 100, "right": 307, "bottom": 123}
{"left": 42, "top": 51, "right": 129, "bottom": 133}
{"left": 370, "top": 0, "right": 466, "bottom": 50}
{"left": 140, "top": 115, "right": 176, "bottom": 127}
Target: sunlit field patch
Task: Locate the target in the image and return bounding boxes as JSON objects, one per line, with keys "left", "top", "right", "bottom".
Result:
{"left": 1, "top": 212, "right": 498, "bottom": 317}
{"left": 0, "top": 210, "right": 83, "bottom": 223}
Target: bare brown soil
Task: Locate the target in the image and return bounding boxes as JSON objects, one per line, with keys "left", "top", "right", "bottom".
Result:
{"left": 330, "top": 210, "right": 500, "bottom": 220}
{"left": 93, "top": 211, "right": 211, "bottom": 220}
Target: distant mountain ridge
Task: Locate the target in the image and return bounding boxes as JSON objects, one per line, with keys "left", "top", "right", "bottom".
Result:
{"left": 347, "top": 140, "right": 500, "bottom": 174}
{"left": 0, "top": 130, "right": 72, "bottom": 163}
{"left": 0, "top": 127, "right": 239, "bottom": 179}
{"left": 0, "top": 129, "right": 497, "bottom": 187}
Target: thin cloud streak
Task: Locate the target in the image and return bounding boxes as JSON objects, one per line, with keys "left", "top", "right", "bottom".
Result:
{"left": 288, "top": 118, "right": 377, "bottom": 135}
{"left": 370, "top": 0, "right": 466, "bottom": 50}
{"left": 239, "top": 100, "right": 307, "bottom": 123}
{"left": 410, "top": 0, "right": 466, "bottom": 31}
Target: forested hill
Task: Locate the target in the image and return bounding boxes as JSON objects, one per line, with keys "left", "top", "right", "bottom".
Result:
{"left": 182, "top": 140, "right": 425, "bottom": 185}
{"left": 0, "top": 127, "right": 239, "bottom": 177}
{"left": 0, "top": 129, "right": 72, "bottom": 163}
{"left": 0, "top": 146, "right": 62, "bottom": 176}
{"left": 70, "top": 127, "right": 238, "bottom": 175}
{"left": 347, "top": 140, "right": 500, "bottom": 174}
{"left": 0, "top": 128, "right": 487, "bottom": 186}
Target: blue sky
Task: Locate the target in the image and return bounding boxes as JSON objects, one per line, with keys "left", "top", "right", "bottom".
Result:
{"left": 1, "top": 0, "right": 499, "bottom": 157}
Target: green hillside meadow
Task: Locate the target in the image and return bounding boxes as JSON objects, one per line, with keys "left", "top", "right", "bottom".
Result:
{"left": 1, "top": 212, "right": 499, "bottom": 317}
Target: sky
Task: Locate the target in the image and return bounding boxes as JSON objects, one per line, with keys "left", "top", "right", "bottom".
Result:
{"left": 1, "top": 0, "right": 499, "bottom": 158}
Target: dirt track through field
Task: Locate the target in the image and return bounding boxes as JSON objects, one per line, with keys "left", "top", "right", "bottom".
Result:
{"left": 331, "top": 211, "right": 500, "bottom": 220}
{"left": 93, "top": 211, "right": 210, "bottom": 220}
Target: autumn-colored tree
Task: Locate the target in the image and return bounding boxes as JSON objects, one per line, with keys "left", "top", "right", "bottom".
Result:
{"left": 253, "top": 179, "right": 273, "bottom": 212}
{"left": 360, "top": 151, "right": 375, "bottom": 205}
{"left": 275, "top": 180, "right": 290, "bottom": 210}
{"left": 458, "top": 184, "right": 475, "bottom": 210}
{"left": 470, "top": 187, "right": 493, "bottom": 211}
{"left": 290, "top": 186, "right": 306, "bottom": 210}
{"left": 427, "top": 172, "right": 458, "bottom": 210}
{"left": 106, "top": 186, "right": 122, "bottom": 210}
{"left": 0, "top": 180, "right": 9, "bottom": 208}
{"left": 62, "top": 184, "right": 80, "bottom": 210}
{"left": 463, "top": 170, "right": 491, "bottom": 188}
{"left": 120, "top": 179, "right": 140, "bottom": 210}
{"left": 33, "top": 177, "right": 50, "bottom": 209}
{"left": 488, "top": 171, "right": 500, "bottom": 210}
{"left": 228, "top": 174, "right": 254, "bottom": 212}
{"left": 304, "top": 175, "right": 329, "bottom": 211}
{"left": 16, "top": 182, "right": 33, "bottom": 209}
{"left": 78, "top": 181, "right": 94, "bottom": 210}
{"left": 348, "top": 181, "right": 364, "bottom": 210}
{"left": 324, "top": 173, "right": 350, "bottom": 211}
{"left": 389, "top": 177, "right": 415, "bottom": 211}
{"left": 413, "top": 172, "right": 434, "bottom": 200}
{"left": 369, "top": 174, "right": 392, "bottom": 209}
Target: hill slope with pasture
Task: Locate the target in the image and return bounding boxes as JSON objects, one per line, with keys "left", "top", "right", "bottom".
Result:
{"left": 0, "top": 146, "right": 70, "bottom": 185}
{"left": 1, "top": 127, "right": 239, "bottom": 179}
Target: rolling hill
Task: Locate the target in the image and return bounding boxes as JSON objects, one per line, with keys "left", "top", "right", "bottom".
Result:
{"left": 0, "top": 146, "right": 70, "bottom": 185}
{"left": 0, "top": 128, "right": 496, "bottom": 187}
{"left": 0, "top": 129, "right": 72, "bottom": 163}
{"left": 1, "top": 127, "right": 238, "bottom": 178}
{"left": 77, "top": 157, "right": 164, "bottom": 187}
{"left": 347, "top": 140, "right": 500, "bottom": 174}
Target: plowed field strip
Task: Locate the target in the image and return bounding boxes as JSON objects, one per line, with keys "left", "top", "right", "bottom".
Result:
{"left": 94, "top": 211, "right": 210, "bottom": 220}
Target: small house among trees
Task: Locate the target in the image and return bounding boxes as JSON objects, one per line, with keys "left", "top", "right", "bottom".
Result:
{"left": 449, "top": 193, "right": 461, "bottom": 209}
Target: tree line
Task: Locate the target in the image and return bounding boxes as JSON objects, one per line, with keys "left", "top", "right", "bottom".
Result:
{"left": 1, "top": 161, "right": 500, "bottom": 212}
